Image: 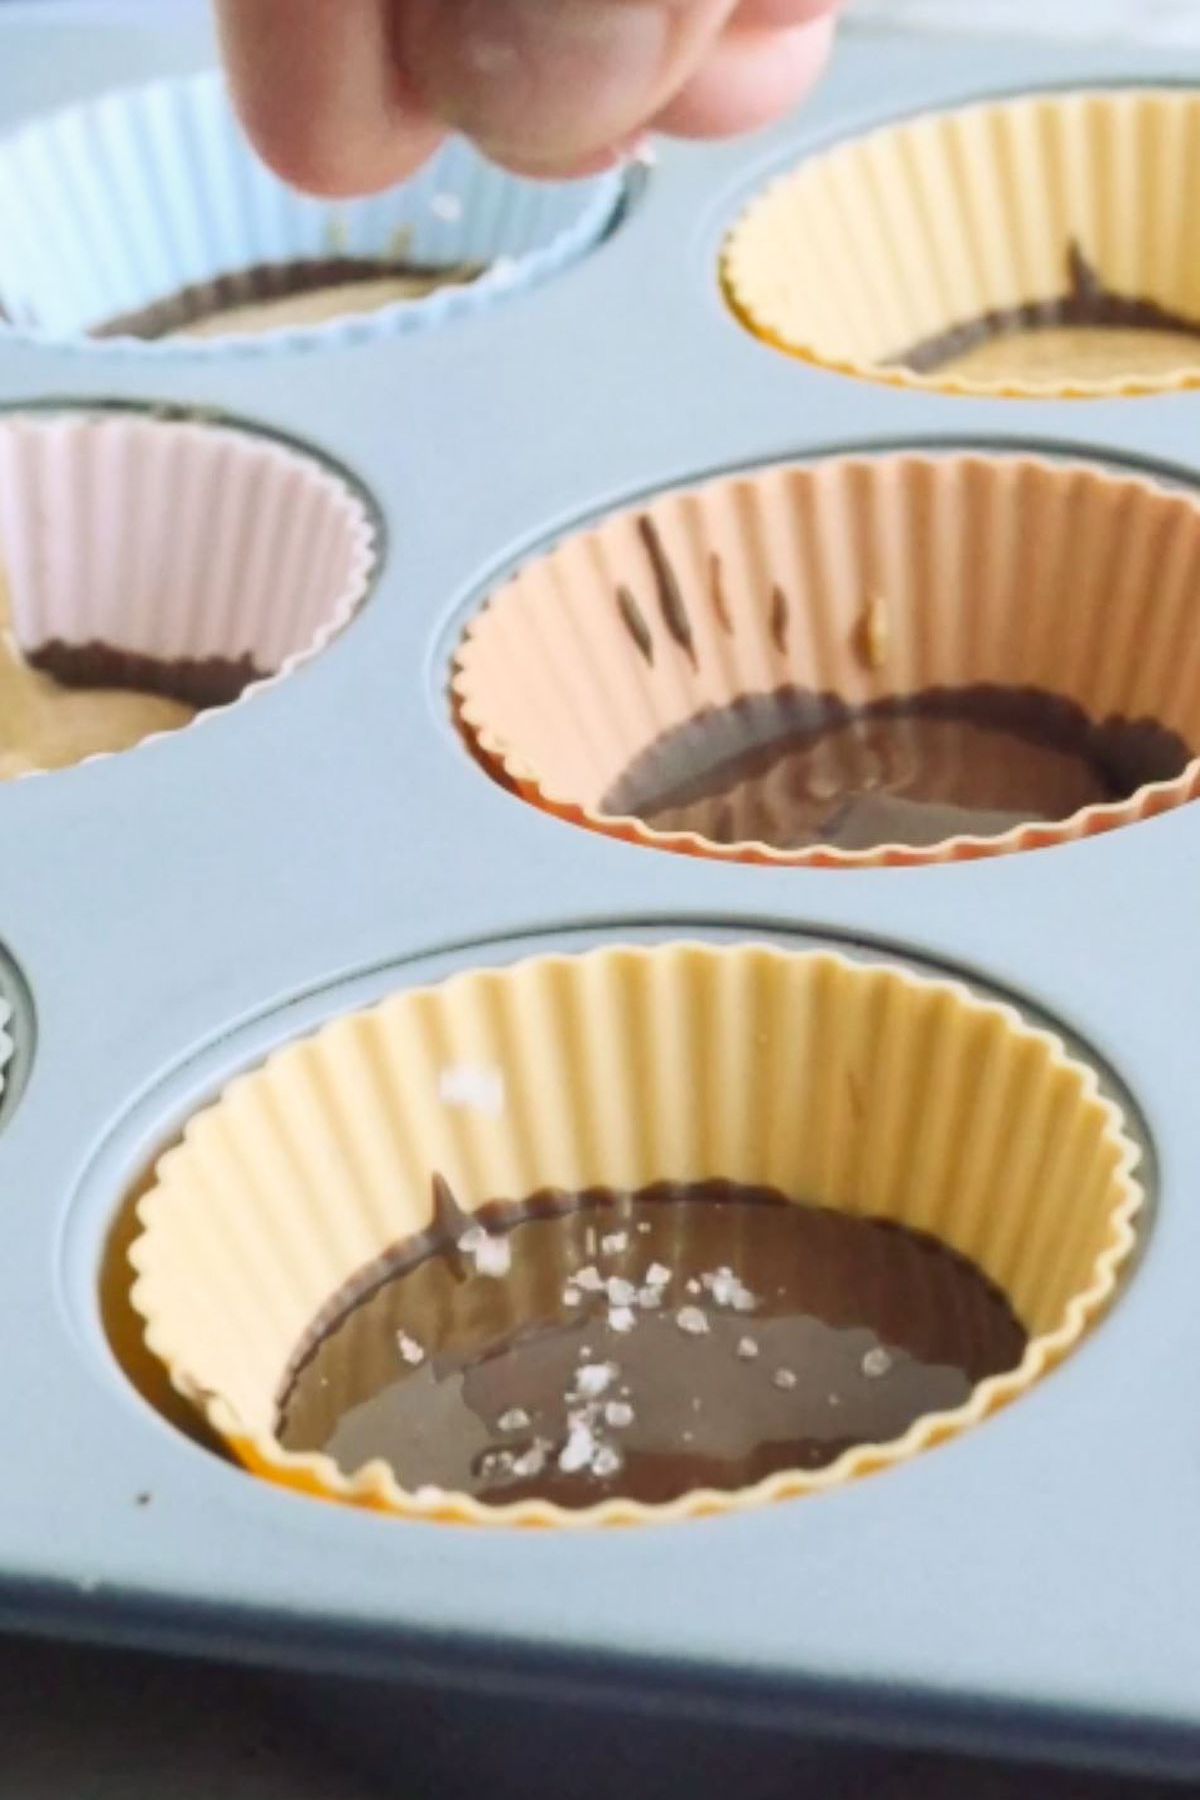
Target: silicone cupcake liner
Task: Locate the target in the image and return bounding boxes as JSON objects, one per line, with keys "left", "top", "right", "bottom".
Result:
{"left": 0, "top": 410, "right": 377, "bottom": 778}
{"left": 453, "top": 451, "right": 1200, "bottom": 867}
{"left": 0, "top": 71, "right": 625, "bottom": 356}
{"left": 128, "top": 943, "right": 1143, "bottom": 1529}
{"left": 724, "top": 89, "right": 1200, "bottom": 400}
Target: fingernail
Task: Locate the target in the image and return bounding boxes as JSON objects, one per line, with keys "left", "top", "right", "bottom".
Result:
{"left": 397, "top": 0, "right": 691, "bottom": 168}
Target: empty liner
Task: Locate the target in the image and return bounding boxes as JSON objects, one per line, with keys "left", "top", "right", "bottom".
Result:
{"left": 0, "top": 71, "right": 624, "bottom": 355}
{"left": 0, "top": 411, "right": 376, "bottom": 778}
{"left": 724, "top": 89, "right": 1200, "bottom": 399}
{"left": 454, "top": 452, "right": 1200, "bottom": 867}
{"left": 128, "top": 944, "right": 1142, "bottom": 1527}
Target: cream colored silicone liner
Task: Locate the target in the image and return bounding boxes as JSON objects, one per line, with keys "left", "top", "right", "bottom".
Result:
{"left": 723, "top": 89, "right": 1200, "bottom": 399}
{"left": 129, "top": 944, "right": 1143, "bottom": 1528}
{"left": 454, "top": 452, "right": 1200, "bottom": 868}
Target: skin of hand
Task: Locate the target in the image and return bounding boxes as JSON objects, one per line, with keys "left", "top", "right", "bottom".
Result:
{"left": 215, "top": 0, "right": 842, "bottom": 194}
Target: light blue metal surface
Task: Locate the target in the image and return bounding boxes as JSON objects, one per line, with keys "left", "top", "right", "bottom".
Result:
{"left": 0, "top": 4, "right": 1198, "bottom": 1780}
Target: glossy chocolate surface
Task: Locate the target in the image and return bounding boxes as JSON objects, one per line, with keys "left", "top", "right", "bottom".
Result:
{"left": 278, "top": 1181, "right": 1028, "bottom": 1509}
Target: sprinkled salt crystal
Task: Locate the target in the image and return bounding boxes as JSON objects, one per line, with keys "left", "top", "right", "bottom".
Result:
{"left": 736, "top": 1337, "right": 759, "bottom": 1360}
{"left": 675, "top": 1306, "right": 709, "bottom": 1336}
{"left": 828, "top": 1394, "right": 842, "bottom": 1407}
{"left": 862, "top": 1347, "right": 892, "bottom": 1379}
{"left": 601, "top": 1231, "right": 629, "bottom": 1255}
{"left": 645, "top": 1263, "right": 671, "bottom": 1289}
{"left": 606, "top": 1276, "right": 637, "bottom": 1306}
{"left": 575, "top": 1266, "right": 604, "bottom": 1292}
{"left": 605, "top": 1400, "right": 634, "bottom": 1429}
{"left": 430, "top": 191, "right": 464, "bottom": 222}
{"left": 575, "top": 1361, "right": 617, "bottom": 1399}
{"left": 592, "top": 1445, "right": 623, "bottom": 1479}
{"left": 512, "top": 1443, "right": 547, "bottom": 1479}
{"left": 478, "top": 1449, "right": 514, "bottom": 1480}
{"left": 637, "top": 1286, "right": 663, "bottom": 1309}
{"left": 608, "top": 1305, "right": 637, "bottom": 1334}
{"left": 395, "top": 1330, "right": 425, "bottom": 1366}
{"left": 558, "top": 1422, "right": 596, "bottom": 1473}
{"left": 438, "top": 1062, "right": 504, "bottom": 1115}
{"left": 685, "top": 1279, "right": 701, "bottom": 1296}
{"left": 637, "top": 1222, "right": 652, "bottom": 1235}
{"left": 498, "top": 1407, "right": 531, "bottom": 1433}
{"left": 773, "top": 1368, "right": 798, "bottom": 1391}
{"left": 467, "top": 1230, "right": 512, "bottom": 1278}
{"left": 563, "top": 1285, "right": 581, "bottom": 1307}
{"left": 703, "top": 1267, "right": 758, "bottom": 1312}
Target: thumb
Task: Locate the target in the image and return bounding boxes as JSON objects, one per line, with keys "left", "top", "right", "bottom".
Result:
{"left": 393, "top": 0, "right": 738, "bottom": 174}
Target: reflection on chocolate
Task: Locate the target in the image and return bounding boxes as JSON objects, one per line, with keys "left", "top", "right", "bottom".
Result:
{"left": 29, "top": 641, "right": 265, "bottom": 710}
{"left": 277, "top": 1180, "right": 1028, "bottom": 1509}
{"left": 600, "top": 685, "right": 1192, "bottom": 852}
{"left": 893, "top": 241, "right": 1200, "bottom": 377}
{"left": 95, "top": 257, "right": 483, "bottom": 341}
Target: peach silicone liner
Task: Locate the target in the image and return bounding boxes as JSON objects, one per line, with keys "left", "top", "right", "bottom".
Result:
{"left": 453, "top": 452, "right": 1200, "bottom": 868}
{"left": 722, "top": 89, "right": 1200, "bottom": 400}
{"left": 0, "top": 407, "right": 378, "bottom": 779}
{"left": 127, "top": 944, "right": 1144, "bottom": 1529}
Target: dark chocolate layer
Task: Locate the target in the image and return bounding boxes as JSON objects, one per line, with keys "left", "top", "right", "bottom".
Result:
{"left": 277, "top": 1180, "right": 1028, "bottom": 1509}
{"left": 95, "top": 257, "right": 482, "bottom": 341}
{"left": 893, "top": 242, "right": 1200, "bottom": 375}
{"left": 28, "top": 641, "right": 266, "bottom": 709}
{"left": 599, "top": 684, "right": 1191, "bottom": 852}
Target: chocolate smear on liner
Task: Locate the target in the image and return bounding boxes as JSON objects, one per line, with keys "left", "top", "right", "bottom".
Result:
{"left": 892, "top": 240, "right": 1200, "bottom": 375}
{"left": 709, "top": 553, "right": 735, "bottom": 635}
{"left": 769, "top": 585, "right": 789, "bottom": 654}
{"left": 637, "top": 516, "right": 697, "bottom": 667}
{"left": 616, "top": 585, "right": 654, "bottom": 665}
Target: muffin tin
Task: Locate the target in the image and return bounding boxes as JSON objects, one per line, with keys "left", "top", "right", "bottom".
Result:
{"left": 3, "top": 0, "right": 1200, "bottom": 1787}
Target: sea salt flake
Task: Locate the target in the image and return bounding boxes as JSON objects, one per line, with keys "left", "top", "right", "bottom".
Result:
{"left": 558, "top": 1421, "right": 596, "bottom": 1473}
{"left": 563, "top": 1285, "right": 581, "bottom": 1307}
{"left": 736, "top": 1337, "right": 759, "bottom": 1361}
{"left": 645, "top": 1263, "right": 671, "bottom": 1289}
{"left": 478, "top": 1449, "right": 514, "bottom": 1480}
{"left": 605, "top": 1400, "right": 634, "bottom": 1429}
{"left": 465, "top": 1229, "right": 512, "bottom": 1278}
{"left": 637, "top": 1286, "right": 663, "bottom": 1309}
{"left": 685, "top": 1279, "right": 701, "bottom": 1296}
{"left": 395, "top": 1330, "right": 425, "bottom": 1366}
{"left": 574, "top": 1266, "right": 605, "bottom": 1292}
{"left": 438, "top": 1063, "right": 504, "bottom": 1116}
{"left": 703, "top": 1266, "right": 758, "bottom": 1312}
{"left": 601, "top": 1231, "right": 629, "bottom": 1255}
{"left": 637, "top": 1222, "right": 652, "bottom": 1236}
{"left": 773, "top": 1368, "right": 798, "bottom": 1391}
{"left": 592, "top": 1445, "right": 623, "bottom": 1479}
{"left": 498, "top": 1407, "right": 531, "bottom": 1433}
{"left": 575, "top": 1361, "right": 617, "bottom": 1399}
{"left": 862, "top": 1347, "right": 892, "bottom": 1379}
{"left": 675, "top": 1306, "right": 709, "bottom": 1336}
{"left": 608, "top": 1305, "right": 637, "bottom": 1334}
{"left": 606, "top": 1276, "right": 637, "bottom": 1306}
{"left": 512, "top": 1443, "right": 547, "bottom": 1479}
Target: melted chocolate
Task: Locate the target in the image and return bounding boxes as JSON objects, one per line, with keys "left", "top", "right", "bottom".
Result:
{"left": 28, "top": 642, "right": 265, "bottom": 709}
{"left": 894, "top": 241, "right": 1200, "bottom": 375}
{"left": 94, "top": 257, "right": 482, "bottom": 340}
{"left": 600, "top": 685, "right": 1191, "bottom": 852}
{"left": 277, "top": 1180, "right": 1027, "bottom": 1509}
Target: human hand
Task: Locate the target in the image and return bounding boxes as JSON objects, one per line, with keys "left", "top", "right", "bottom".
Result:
{"left": 216, "top": 0, "right": 841, "bottom": 195}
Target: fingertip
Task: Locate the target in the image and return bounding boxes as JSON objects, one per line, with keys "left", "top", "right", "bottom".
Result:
{"left": 651, "top": 13, "right": 836, "bottom": 140}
